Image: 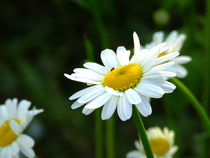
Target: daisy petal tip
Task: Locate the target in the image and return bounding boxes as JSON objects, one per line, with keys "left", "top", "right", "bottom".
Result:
{"left": 64, "top": 73, "right": 71, "bottom": 79}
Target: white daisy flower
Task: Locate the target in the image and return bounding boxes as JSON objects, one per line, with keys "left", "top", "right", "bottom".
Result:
{"left": 126, "top": 127, "right": 177, "bottom": 158}
{"left": 0, "top": 98, "right": 43, "bottom": 158}
{"left": 145, "top": 31, "right": 191, "bottom": 78}
{"left": 64, "top": 32, "right": 178, "bottom": 121}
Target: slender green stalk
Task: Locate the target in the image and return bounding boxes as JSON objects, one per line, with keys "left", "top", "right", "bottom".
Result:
{"left": 202, "top": 1, "right": 210, "bottom": 157}
{"left": 84, "top": 37, "right": 103, "bottom": 158}
{"left": 171, "top": 78, "right": 210, "bottom": 135}
{"left": 203, "top": 0, "right": 210, "bottom": 110}
{"left": 106, "top": 117, "right": 114, "bottom": 158}
{"left": 133, "top": 106, "right": 154, "bottom": 158}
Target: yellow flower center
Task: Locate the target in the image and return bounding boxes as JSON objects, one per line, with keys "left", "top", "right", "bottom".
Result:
{"left": 0, "top": 120, "right": 20, "bottom": 147}
{"left": 102, "top": 64, "right": 142, "bottom": 91}
{"left": 149, "top": 137, "right": 170, "bottom": 156}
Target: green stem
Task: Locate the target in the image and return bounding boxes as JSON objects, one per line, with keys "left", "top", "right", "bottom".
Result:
{"left": 203, "top": 0, "right": 210, "bottom": 110}
{"left": 133, "top": 106, "right": 154, "bottom": 158}
{"left": 106, "top": 117, "right": 115, "bottom": 158}
{"left": 95, "top": 110, "right": 103, "bottom": 158}
{"left": 171, "top": 78, "right": 210, "bottom": 135}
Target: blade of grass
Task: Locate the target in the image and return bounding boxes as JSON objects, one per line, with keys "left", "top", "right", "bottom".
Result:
{"left": 171, "top": 78, "right": 210, "bottom": 135}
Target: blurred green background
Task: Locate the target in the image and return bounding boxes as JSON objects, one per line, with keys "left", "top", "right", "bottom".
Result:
{"left": 0, "top": 0, "right": 209, "bottom": 158}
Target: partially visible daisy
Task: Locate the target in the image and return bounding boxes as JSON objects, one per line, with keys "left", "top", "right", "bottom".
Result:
{"left": 145, "top": 31, "right": 191, "bottom": 78}
{"left": 0, "top": 98, "right": 43, "bottom": 158}
{"left": 127, "top": 127, "right": 177, "bottom": 158}
{"left": 64, "top": 32, "right": 178, "bottom": 121}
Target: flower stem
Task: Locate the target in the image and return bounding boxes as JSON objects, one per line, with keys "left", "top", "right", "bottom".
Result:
{"left": 203, "top": 0, "right": 210, "bottom": 110}
{"left": 106, "top": 117, "right": 115, "bottom": 158}
{"left": 133, "top": 106, "right": 154, "bottom": 158}
{"left": 171, "top": 78, "right": 210, "bottom": 135}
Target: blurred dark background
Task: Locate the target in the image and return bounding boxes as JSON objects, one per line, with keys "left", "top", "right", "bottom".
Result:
{"left": 0, "top": 0, "right": 209, "bottom": 158}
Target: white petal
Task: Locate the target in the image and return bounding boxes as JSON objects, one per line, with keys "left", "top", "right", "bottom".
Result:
{"left": 11, "top": 142, "right": 19, "bottom": 156}
{"left": 165, "top": 31, "right": 178, "bottom": 45}
{"left": 173, "top": 65, "right": 188, "bottom": 78}
{"left": 133, "top": 32, "right": 141, "bottom": 55}
{"left": 6, "top": 99, "right": 17, "bottom": 119}
{"left": 135, "top": 82, "right": 164, "bottom": 98}
{"left": 140, "top": 79, "right": 176, "bottom": 93}
{"left": 17, "top": 100, "right": 31, "bottom": 121}
{"left": 140, "top": 43, "right": 168, "bottom": 72}
{"left": 126, "top": 151, "right": 144, "bottom": 158}
{"left": 153, "top": 31, "right": 164, "bottom": 43}
{"left": 77, "top": 87, "right": 105, "bottom": 104}
{"left": 72, "top": 68, "right": 104, "bottom": 81}
{"left": 18, "top": 144, "right": 35, "bottom": 158}
{"left": 116, "top": 46, "right": 130, "bottom": 65}
{"left": 10, "top": 120, "right": 22, "bottom": 135}
{"left": 85, "top": 92, "right": 112, "bottom": 109}
{"left": 172, "top": 56, "right": 192, "bottom": 64}
{"left": 117, "top": 96, "right": 132, "bottom": 121}
{"left": 155, "top": 52, "right": 179, "bottom": 65}
{"left": 64, "top": 73, "right": 101, "bottom": 84}
{"left": 18, "top": 135, "right": 35, "bottom": 148}
{"left": 83, "top": 62, "right": 108, "bottom": 75}
{"left": 0, "top": 106, "right": 9, "bottom": 121}
{"left": 168, "top": 34, "right": 186, "bottom": 52}
{"left": 125, "top": 89, "right": 141, "bottom": 104}
{"left": 101, "top": 49, "right": 119, "bottom": 70}
{"left": 71, "top": 101, "right": 84, "bottom": 109}
{"left": 69, "top": 85, "right": 103, "bottom": 100}
{"left": 105, "top": 86, "right": 123, "bottom": 96}
{"left": 101, "top": 96, "right": 118, "bottom": 120}
{"left": 144, "top": 62, "right": 175, "bottom": 75}
{"left": 136, "top": 96, "right": 152, "bottom": 117}
{"left": 82, "top": 107, "right": 95, "bottom": 115}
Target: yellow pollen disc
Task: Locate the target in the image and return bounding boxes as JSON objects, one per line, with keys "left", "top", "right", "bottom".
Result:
{"left": 0, "top": 121, "right": 19, "bottom": 147}
{"left": 102, "top": 64, "right": 142, "bottom": 91}
{"left": 149, "top": 138, "right": 170, "bottom": 156}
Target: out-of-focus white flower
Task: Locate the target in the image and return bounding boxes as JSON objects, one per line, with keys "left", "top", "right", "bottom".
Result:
{"left": 145, "top": 31, "right": 191, "bottom": 78}
{"left": 64, "top": 32, "right": 178, "bottom": 121}
{"left": 0, "top": 98, "right": 43, "bottom": 158}
{"left": 127, "top": 127, "right": 177, "bottom": 158}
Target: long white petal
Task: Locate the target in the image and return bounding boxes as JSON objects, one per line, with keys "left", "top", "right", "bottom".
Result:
{"left": 125, "top": 89, "right": 141, "bottom": 104}
{"left": 136, "top": 96, "right": 152, "bottom": 117}
{"left": 77, "top": 87, "right": 105, "bottom": 104}
{"left": 71, "top": 101, "right": 85, "bottom": 109}
{"left": 18, "top": 135, "right": 35, "bottom": 148}
{"left": 101, "top": 96, "right": 118, "bottom": 120}
{"left": 135, "top": 83, "right": 164, "bottom": 98}
{"left": 155, "top": 52, "right": 179, "bottom": 65}
{"left": 85, "top": 92, "right": 112, "bottom": 109}
{"left": 64, "top": 73, "right": 101, "bottom": 84}
{"left": 69, "top": 85, "right": 103, "bottom": 100}
{"left": 82, "top": 107, "right": 95, "bottom": 115}
{"left": 116, "top": 46, "right": 130, "bottom": 65}
{"left": 133, "top": 32, "right": 141, "bottom": 55}
{"left": 83, "top": 62, "right": 108, "bottom": 75}
{"left": 172, "top": 56, "right": 192, "bottom": 64}
{"left": 117, "top": 96, "right": 132, "bottom": 121}
{"left": 101, "top": 49, "right": 119, "bottom": 70}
